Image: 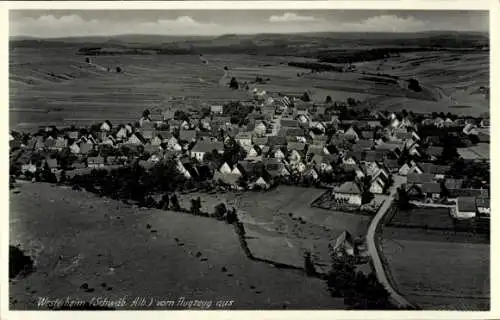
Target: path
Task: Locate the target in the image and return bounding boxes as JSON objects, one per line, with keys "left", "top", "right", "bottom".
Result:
{"left": 366, "top": 175, "right": 414, "bottom": 309}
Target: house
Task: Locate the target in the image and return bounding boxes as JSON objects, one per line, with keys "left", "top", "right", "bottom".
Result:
{"left": 101, "top": 135, "right": 115, "bottom": 147}
{"left": 254, "top": 176, "right": 271, "bottom": 190}
{"left": 127, "top": 133, "right": 146, "bottom": 145}
{"left": 87, "top": 156, "right": 105, "bottom": 169}
{"left": 421, "top": 182, "right": 442, "bottom": 199}
{"left": 210, "top": 105, "right": 223, "bottom": 114}
{"left": 190, "top": 141, "right": 224, "bottom": 161}
{"left": 100, "top": 120, "right": 112, "bottom": 132}
{"left": 407, "top": 173, "right": 434, "bottom": 186}
{"left": 253, "top": 122, "right": 267, "bottom": 137}
{"left": 253, "top": 136, "right": 269, "bottom": 148}
{"left": 79, "top": 143, "right": 93, "bottom": 155}
{"left": 352, "top": 139, "right": 374, "bottom": 151}
{"left": 21, "top": 163, "right": 37, "bottom": 174}
{"left": 304, "top": 167, "right": 319, "bottom": 180}
{"left": 369, "top": 177, "right": 385, "bottom": 194}
{"left": 476, "top": 197, "right": 490, "bottom": 217}
{"left": 45, "top": 158, "right": 59, "bottom": 173}
{"left": 116, "top": 126, "right": 129, "bottom": 140}
{"left": 67, "top": 131, "right": 79, "bottom": 140}
{"left": 344, "top": 127, "right": 359, "bottom": 142}
{"left": 179, "top": 129, "right": 197, "bottom": 142}
{"left": 68, "top": 141, "right": 80, "bottom": 154}
{"left": 463, "top": 123, "right": 479, "bottom": 136}
{"left": 150, "top": 135, "right": 163, "bottom": 146}
{"left": 144, "top": 143, "right": 162, "bottom": 155}
{"left": 219, "top": 162, "right": 232, "bottom": 174}
{"left": 273, "top": 147, "right": 286, "bottom": 160}
{"left": 287, "top": 141, "right": 306, "bottom": 152}
{"left": 332, "top": 230, "right": 355, "bottom": 257}
{"left": 399, "top": 161, "right": 419, "bottom": 176}
{"left": 456, "top": 197, "right": 477, "bottom": 219}
{"left": 332, "top": 181, "right": 362, "bottom": 206}
{"left": 166, "top": 137, "right": 182, "bottom": 151}
{"left": 235, "top": 132, "right": 253, "bottom": 150}
{"left": 140, "top": 129, "right": 155, "bottom": 140}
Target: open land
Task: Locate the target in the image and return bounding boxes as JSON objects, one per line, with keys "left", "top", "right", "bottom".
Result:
{"left": 179, "top": 186, "right": 371, "bottom": 272}
{"left": 379, "top": 207, "right": 490, "bottom": 310}
{"left": 10, "top": 33, "right": 489, "bottom": 131}
{"left": 9, "top": 182, "right": 343, "bottom": 310}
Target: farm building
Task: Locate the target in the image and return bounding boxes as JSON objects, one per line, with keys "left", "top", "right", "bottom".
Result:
{"left": 332, "top": 182, "right": 362, "bottom": 206}
{"left": 190, "top": 141, "right": 224, "bottom": 162}
{"left": 332, "top": 230, "right": 355, "bottom": 257}
{"left": 456, "top": 197, "right": 477, "bottom": 219}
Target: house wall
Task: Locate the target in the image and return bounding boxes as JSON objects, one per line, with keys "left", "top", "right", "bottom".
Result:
{"left": 456, "top": 210, "right": 476, "bottom": 219}
{"left": 334, "top": 193, "right": 362, "bottom": 205}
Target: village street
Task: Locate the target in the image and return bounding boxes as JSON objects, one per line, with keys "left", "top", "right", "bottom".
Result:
{"left": 365, "top": 174, "right": 414, "bottom": 309}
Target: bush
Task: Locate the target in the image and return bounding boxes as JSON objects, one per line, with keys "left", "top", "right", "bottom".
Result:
{"left": 9, "top": 246, "right": 34, "bottom": 279}
{"left": 229, "top": 77, "right": 239, "bottom": 90}
{"left": 116, "top": 66, "right": 122, "bottom": 73}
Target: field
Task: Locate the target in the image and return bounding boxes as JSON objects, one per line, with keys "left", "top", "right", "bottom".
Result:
{"left": 10, "top": 44, "right": 489, "bottom": 131}
{"left": 9, "top": 182, "right": 344, "bottom": 310}
{"left": 180, "top": 186, "right": 371, "bottom": 272}
{"left": 381, "top": 239, "right": 489, "bottom": 310}
{"left": 379, "top": 207, "right": 490, "bottom": 310}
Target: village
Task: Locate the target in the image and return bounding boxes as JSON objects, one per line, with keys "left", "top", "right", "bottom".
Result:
{"left": 9, "top": 88, "right": 490, "bottom": 223}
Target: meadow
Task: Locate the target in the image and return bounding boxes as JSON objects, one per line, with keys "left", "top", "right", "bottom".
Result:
{"left": 10, "top": 44, "right": 489, "bottom": 131}
{"left": 379, "top": 206, "right": 490, "bottom": 310}
{"left": 182, "top": 186, "right": 371, "bottom": 273}
{"left": 9, "top": 182, "right": 343, "bottom": 310}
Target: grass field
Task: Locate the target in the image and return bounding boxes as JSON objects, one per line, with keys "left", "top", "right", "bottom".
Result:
{"left": 183, "top": 186, "right": 371, "bottom": 272}
{"left": 10, "top": 46, "right": 489, "bottom": 131}
{"left": 379, "top": 205, "right": 490, "bottom": 310}
{"left": 9, "top": 182, "right": 344, "bottom": 310}
{"left": 381, "top": 238, "right": 489, "bottom": 310}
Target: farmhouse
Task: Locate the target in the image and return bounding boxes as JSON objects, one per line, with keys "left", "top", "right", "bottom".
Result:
{"left": 332, "top": 182, "right": 362, "bottom": 206}
{"left": 332, "top": 230, "right": 355, "bottom": 257}
{"left": 190, "top": 141, "right": 224, "bottom": 162}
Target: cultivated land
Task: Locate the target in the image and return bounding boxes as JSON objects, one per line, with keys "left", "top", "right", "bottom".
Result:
{"left": 379, "top": 207, "right": 490, "bottom": 310}
{"left": 10, "top": 33, "right": 489, "bottom": 131}
{"left": 180, "top": 186, "right": 371, "bottom": 272}
{"left": 9, "top": 182, "right": 343, "bottom": 310}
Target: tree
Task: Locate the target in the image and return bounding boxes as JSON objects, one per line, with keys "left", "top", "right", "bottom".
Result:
{"left": 85, "top": 57, "right": 90, "bottom": 64}
{"left": 302, "top": 91, "right": 311, "bottom": 102}
{"left": 325, "top": 95, "right": 333, "bottom": 103}
{"left": 142, "top": 109, "right": 151, "bottom": 119}
{"left": 361, "top": 176, "right": 374, "bottom": 205}
{"left": 225, "top": 207, "right": 238, "bottom": 224}
{"left": 396, "top": 186, "right": 411, "bottom": 210}
{"left": 190, "top": 197, "right": 202, "bottom": 215}
{"left": 229, "top": 77, "right": 239, "bottom": 90}
{"left": 303, "top": 250, "right": 316, "bottom": 276}
{"left": 159, "top": 193, "right": 170, "bottom": 210}
{"left": 326, "top": 255, "right": 356, "bottom": 297}
{"left": 213, "top": 203, "right": 227, "bottom": 220}
{"left": 408, "top": 78, "right": 422, "bottom": 92}
{"left": 170, "top": 194, "right": 181, "bottom": 211}
{"left": 116, "top": 66, "right": 122, "bottom": 73}
{"left": 59, "top": 170, "right": 67, "bottom": 185}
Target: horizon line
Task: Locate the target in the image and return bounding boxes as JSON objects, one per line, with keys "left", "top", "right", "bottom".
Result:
{"left": 10, "top": 29, "right": 490, "bottom": 40}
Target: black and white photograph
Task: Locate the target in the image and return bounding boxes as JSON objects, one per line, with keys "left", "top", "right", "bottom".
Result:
{"left": 6, "top": 4, "right": 492, "bottom": 313}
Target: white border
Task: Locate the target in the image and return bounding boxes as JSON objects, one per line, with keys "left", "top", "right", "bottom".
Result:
{"left": 1, "top": 2, "right": 498, "bottom": 320}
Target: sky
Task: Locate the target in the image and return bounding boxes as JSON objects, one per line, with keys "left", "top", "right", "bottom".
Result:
{"left": 9, "top": 10, "right": 489, "bottom": 38}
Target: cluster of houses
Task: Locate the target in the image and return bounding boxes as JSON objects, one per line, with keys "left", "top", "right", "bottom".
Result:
{"left": 10, "top": 92, "right": 489, "bottom": 219}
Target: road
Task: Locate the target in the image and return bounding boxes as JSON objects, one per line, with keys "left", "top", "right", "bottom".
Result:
{"left": 366, "top": 175, "right": 415, "bottom": 309}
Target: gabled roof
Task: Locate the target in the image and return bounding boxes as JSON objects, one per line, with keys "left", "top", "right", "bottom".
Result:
{"left": 364, "top": 150, "right": 385, "bottom": 162}
{"left": 418, "top": 163, "right": 450, "bottom": 175}
{"left": 457, "top": 196, "right": 477, "bottom": 212}
{"left": 334, "top": 181, "right": 362, "bottom": 195}
{"left": 407, "top": 173, "right": 434, "bottom": 184}
{"left": 191, "top": 141, "right": 224, "bottom": 153}
{"left": 427, "top": 146, "right": 444, "bottom": 157}
{"left": 421, "top": 182, "right": 441, "bottom": 194}
{"left": 268, "top": 136, "right": 287, "bottom": 146}
{"left": 287, "top": 142, "right": 306, "bottom": 151}
{"left": 179, "top": 129, "right": 197, "bottom": 142}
